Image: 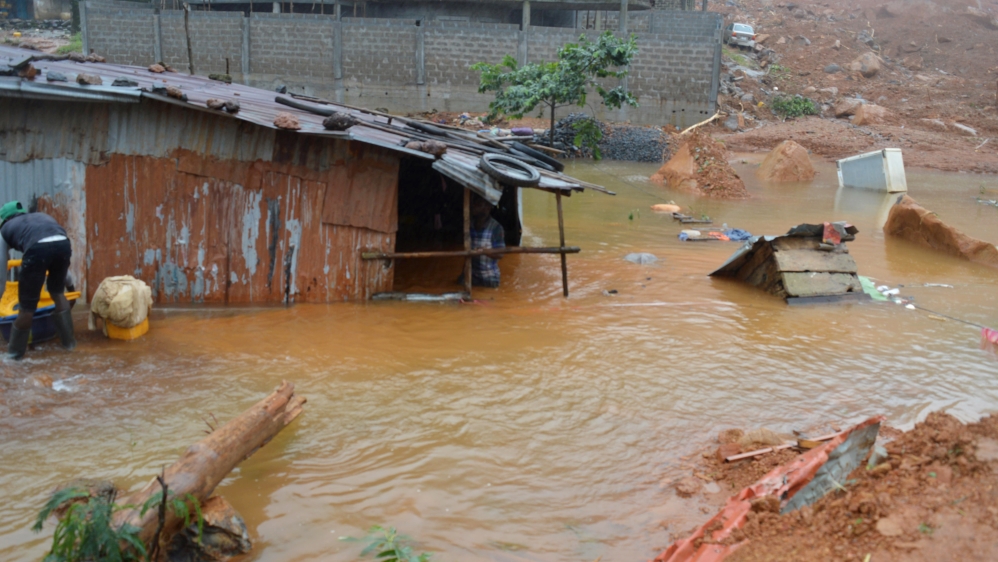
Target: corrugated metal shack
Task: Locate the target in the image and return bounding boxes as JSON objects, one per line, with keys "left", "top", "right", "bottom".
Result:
{"left": 0, "top": 46, "right": 607, "bottom": 303}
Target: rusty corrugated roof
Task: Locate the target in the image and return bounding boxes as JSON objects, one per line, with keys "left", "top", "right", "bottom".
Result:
{"left": 0, "top": 46, "right": 613, "bottom": 201}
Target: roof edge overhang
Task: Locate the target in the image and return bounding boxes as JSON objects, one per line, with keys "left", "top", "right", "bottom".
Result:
{"left": 0, "top": 78, "right": 142, "bottom": 103}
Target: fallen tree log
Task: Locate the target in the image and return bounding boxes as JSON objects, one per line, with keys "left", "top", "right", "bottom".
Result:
{"left": 112, "top": 381, "right": 306, "bottom": 550}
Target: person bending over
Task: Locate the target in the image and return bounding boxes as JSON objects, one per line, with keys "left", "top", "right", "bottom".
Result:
{"left": 0, "top": 201, "right": 76, "bottom": 360}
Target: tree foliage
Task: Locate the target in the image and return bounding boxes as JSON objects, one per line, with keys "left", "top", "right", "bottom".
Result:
{"left": 471, "top": 31, "right": 639, "bottom": 152}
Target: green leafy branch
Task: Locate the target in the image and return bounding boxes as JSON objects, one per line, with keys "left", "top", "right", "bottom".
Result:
{"left": 341, "top": 525, "right": 432, "bottom": 562}
{"left": 33, "top": 479, "right": 205, "bottom": 562}
{"left": 471, "top": 31, "right": 639, "bottom": 150}
{"left": 33, "top": 488, "right": 146, "bottom": 562}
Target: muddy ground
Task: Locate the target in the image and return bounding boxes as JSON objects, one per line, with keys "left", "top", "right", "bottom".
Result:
{"left": 711, "top": 0, "right": 998, "bottom": 173}
{"left": 665, "top": 413, "right": 998, "bottom": 561}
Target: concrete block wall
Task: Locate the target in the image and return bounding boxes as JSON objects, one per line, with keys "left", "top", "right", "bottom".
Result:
{"left": 250, "top": 14, "right": 335, "bottom": 81}
{"left": 424, "top": 22, "right": 520, "bottom": 88}
{"left": 161, "top": 12, "right": 244, "bottom": 76}
{"left": 85, "top": 7, "right": 155, "bottom": 65}
{"left": 628, "top": 36, "right": 714, "bottom": 103}
{"left": 648, "top": 9, "right": 720, "bottom": 41}
{"left": 341, "top": 18, "right": 418, "bottom": 89}
{"left": 82, "top": 6, "right": 721, "bottom": 127}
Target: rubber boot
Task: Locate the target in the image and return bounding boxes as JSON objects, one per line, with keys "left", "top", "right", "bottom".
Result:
{"left": 7, "top": 325, "right": 30, "bottom": 360}
{"left": 53, "top": 309, "right": 77, "bottom": 351}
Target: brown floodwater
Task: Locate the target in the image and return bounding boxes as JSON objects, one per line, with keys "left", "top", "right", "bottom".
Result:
{"left": 2, "top": 157, "right": 998, "bottom": 561}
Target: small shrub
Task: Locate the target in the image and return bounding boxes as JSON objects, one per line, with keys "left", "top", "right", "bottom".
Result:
{"left": 34, "top": 485, "right": 205, "bottom": 562}
{"left": 341, "top": 525, "right": 432, "bottom": 562}
{"left": 33, "top": 488, "right": 146, "bottom": 562}
{"left": 571, "top": 117, "right": 604, "bottom": 160}
{"left": 770, "top": 95, "right": 819, "bottom": 119}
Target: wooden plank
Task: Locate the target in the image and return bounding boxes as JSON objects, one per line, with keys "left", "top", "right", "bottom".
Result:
{"left": 774, "top": 249, "right": 858, "bottom": 273}
{"left": 733, "top": 241, "right": 773, "bottom": 282}
{"left": 772, "top": 236, "right": 821, "bottom": 251}
{"left": 556, "top": 192, "right": 569, "bottom": 298}
{"left": 786, "top": 293, "right": 870, "bottom": 305}
{"left": 781, "top": 272, "right": 863, "bottom": 298}
{"left": 362, "top": 246, "right": 581, "bottom": 259}
{"left": 725, "top": 443, "right": 796, "bottom": 463}
{"left": 463, "top": 189, "right": 472, "bottom": 297}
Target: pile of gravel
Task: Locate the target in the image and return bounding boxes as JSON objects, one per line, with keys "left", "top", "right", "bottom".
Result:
{"left": 534, "top": 112, "right": 669, "bottom": 163}
{"left": 598, "top": 124, "right": 670, "bottom": 163}
{"left": 1, "top": 19, "right": 72, "bottom": 32}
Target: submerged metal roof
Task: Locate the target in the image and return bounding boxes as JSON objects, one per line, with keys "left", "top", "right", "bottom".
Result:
{"left": 0, "top": 46, "right": 611, "bottom": 204}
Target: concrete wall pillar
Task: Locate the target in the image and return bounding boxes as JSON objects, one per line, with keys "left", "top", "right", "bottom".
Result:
{"left": 521, "top": 0, "right": 530, "bottom": 30}
{"left": 334, "top": 0, "right": 340, "bottom": 20}
{"left": 618, "top": 0, "right": 628, "bottom": 35}
{"left": 153, "top": 13, "right": 162, "bottom": 63}
{"left": 80, "top": 0, "right": 89, "bottom": 54}
{"left": 272, "top": 2, "right": 279, "bottom": 13}
{"left": 332, "top": 20, "right": 344, "bottom": 102}
{"left": 242, "top": 14, "right": 251, "bottom": 77}
{"left": 415, "top": 23, "right": 425, "bottom": 85}
{"left": 517, "top": 29, "right": 527, "bottom": 67}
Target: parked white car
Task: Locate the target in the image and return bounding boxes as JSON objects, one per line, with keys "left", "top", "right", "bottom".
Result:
{"left": 724, "top": 23, "right": 756, "bottom": 49}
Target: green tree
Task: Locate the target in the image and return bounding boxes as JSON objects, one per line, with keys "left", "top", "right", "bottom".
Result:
{"left": 471, "top": 31, "right": 639, "bottom": 152}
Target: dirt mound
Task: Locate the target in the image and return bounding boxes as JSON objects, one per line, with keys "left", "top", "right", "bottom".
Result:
{"left": 724, "top": 412, "right": 998, "bottom": 562}
{"left": 719, "top": 117, "right": 998, "bottom": 174}
{"left": 650, "top": 130, "right": 749, "bottom": 199}
{"left": 756, "top": 140, "right": 816, "bottom": 183}
{"left": 884, "top": 195, "right": 998, "bottom": 269}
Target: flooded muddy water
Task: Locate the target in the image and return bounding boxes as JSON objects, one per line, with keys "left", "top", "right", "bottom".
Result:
{"left": 2, "top": 157, "right": 998, "bottom": 561}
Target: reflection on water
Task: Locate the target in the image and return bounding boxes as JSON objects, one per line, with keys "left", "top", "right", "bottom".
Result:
{"left": 2, "top": 159, "right": 998, "bottom": 561}
{"left": 834, "top": 187, "right": 897, "bottom": 231}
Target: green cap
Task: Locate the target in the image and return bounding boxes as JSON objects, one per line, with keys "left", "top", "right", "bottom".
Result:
{"left": 0, "top": 201, "right": 26, "bottom": 223}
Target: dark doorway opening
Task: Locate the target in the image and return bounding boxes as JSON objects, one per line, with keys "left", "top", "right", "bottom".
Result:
{"left": 392, "top": 157, "right": 522, "bottom": 292}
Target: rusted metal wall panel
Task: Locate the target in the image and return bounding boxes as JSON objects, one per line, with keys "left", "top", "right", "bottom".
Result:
{"left": 321, "top": 143, "right": 399, "bottom": 234}
{"left": 84, "top": 150, "right": 396, "bottom": 304}
{"left": 5, "top": 97, "right": 399, "bottom": 303}
{"left": 0, "top": 158, "right": 88, "bottom": 297}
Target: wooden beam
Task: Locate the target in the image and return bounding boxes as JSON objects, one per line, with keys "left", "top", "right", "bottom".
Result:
{"left": 781, "top": 272, "right": 863, "bottom": 298}
{"left": 464, "top": 189, "right": 472, "bottom": 297}
{"left": 112, "top": 382, "right": 305, "bottom": 549}
{"left": 556, "top": 192, "right": 569, "bottom": 298}
{"left": 773, "top": 249, "right": 858, "bottom": 274}
{"left": 361, "top": 246, "right": 581, "bottom": 260}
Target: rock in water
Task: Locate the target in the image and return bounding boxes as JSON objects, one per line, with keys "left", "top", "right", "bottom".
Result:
{"left": 674, "top": 477, "right": 701, "bottom": 498}
{"left": 757, "top": 140, "right": 815, "bottom": 183}
{"left": 624, "top": 253, "right": 659, "bottom": 265}
{"left": 167, "top": 496, "right": 251, "bottom": 562}
{"left": 884, "top": 195, "right": 998, "bottom": 269}
{"left": 650, "top": 130, "right": 749, "bottom": 199}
